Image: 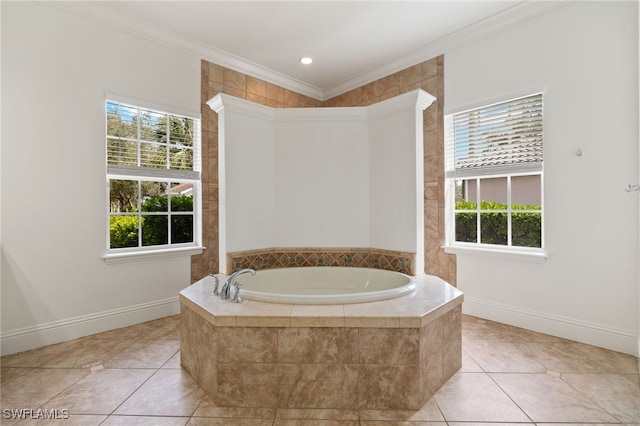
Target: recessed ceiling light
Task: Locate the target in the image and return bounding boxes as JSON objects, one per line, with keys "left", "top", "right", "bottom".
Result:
{"left": 299, "top": 57, "right": 313, "bottom": 65}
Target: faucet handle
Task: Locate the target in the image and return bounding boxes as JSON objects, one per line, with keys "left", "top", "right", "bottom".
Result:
{"left": 231, "top": 282, "right": 243, "bottom": 303}
{"left": 210, "top": 274, "right": 220, "bottom": 295}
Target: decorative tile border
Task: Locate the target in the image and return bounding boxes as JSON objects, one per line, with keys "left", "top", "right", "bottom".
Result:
{"left": 226, "top": 248, "right": 415, "bottom": 275}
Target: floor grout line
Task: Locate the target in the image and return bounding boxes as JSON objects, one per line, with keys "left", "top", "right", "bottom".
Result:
{"left": 2, "top": 315, "right": 638, "bottom": 425}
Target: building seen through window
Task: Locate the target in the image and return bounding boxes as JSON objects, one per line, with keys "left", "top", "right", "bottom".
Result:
{"left": 445, "top": 93, "right": 543, "bottom": 249}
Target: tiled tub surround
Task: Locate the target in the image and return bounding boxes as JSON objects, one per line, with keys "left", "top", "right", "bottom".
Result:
{"left": 226, "top": 247, "right": 415, "bottom": 275}
{"left": 192, "top": 56, "right": 455, "bottom": 286}
{"left": 180, "top": 273, "right": 463, "bottom": 410}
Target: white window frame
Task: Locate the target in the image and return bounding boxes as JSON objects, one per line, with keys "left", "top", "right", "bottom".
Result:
{"left": 103, "top": 94, "right": 203, "bottom": 263}
{"left": 444, "top": 90, "right": 547, "bottom": 262}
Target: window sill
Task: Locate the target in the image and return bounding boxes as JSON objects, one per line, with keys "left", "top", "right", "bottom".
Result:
{"left": 103, "top": 246, "right": 204, "bottom": 264}
{"left": 444, "top": 244, "right": 548, "bottom": 264}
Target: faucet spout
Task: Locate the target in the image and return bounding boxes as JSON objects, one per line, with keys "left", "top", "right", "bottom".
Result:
{"left": 221, "top": 268, "right": 256, "bottom": 299}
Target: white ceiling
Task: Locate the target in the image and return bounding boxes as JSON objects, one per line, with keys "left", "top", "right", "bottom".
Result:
{"left": 67, "top": 1, "right": 562, "bottom": 100}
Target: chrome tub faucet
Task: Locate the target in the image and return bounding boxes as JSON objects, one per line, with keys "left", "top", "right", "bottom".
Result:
{"left": 231, "top": 282, "right": 243, "bottom": 303}
{"left": 221, "top": 268, "right": 255, "bottom": 300}
{"left": 210, "top": 274, "right": 220, "bottom": 295}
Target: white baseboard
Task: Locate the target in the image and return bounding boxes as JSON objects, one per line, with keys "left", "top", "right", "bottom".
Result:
{"left": 463, "top": 297, "right": 639, "bottom": 357}
{"left": 0, "top": 297, "right": 180, "bottom": 356}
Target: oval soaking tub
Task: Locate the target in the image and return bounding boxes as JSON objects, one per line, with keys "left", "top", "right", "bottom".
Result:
{"left": 234, "top": 266, "right": 416, "bottom": 304}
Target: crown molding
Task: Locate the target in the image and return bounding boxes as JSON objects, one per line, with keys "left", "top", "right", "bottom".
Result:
{"left": 322, "top": 1, "right": 568, "bottom": 100}
{"left": 208, "top": 93, "right": 277, "bottom": 120}
{"left": 367, "top": 89, "right": 437, "bottom": 118}
{"left": 44, "top": 1, "right": 324, "bottom": 100}
{"left": 45, "top": 1, "right": 566, "bottom": 102}
{"left": 210, "top": 89, "right": 435, "bottom": 123}
{"left": 209, "top": 92, "right": 368, "bottom": 122}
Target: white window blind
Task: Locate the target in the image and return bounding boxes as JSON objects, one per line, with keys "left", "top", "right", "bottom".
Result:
{"left": 106, "top": 100, "right": 201, "bottom": 180}
{"left": 445, "top": 93, "right": 543, "bottom": 178}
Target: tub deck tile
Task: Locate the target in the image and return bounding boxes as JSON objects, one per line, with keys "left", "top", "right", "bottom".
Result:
{"left": 236, "top": 316, "right": 291, "bottom": 327}
{"left": 181, "top": 274, "right": 463, "bottom": 330}
{"left": 289, "top": 305, "right": 345, "bottom": 327}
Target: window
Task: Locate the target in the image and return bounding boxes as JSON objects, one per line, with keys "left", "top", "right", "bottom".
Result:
{"left": 445, "top": 92, "right": 543, "bottom": 252}
{"left": 106, "top": 98, "right": 201, "bottom": 257}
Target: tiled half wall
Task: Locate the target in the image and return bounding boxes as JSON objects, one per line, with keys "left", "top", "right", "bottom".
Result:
{"left": 181, "top": 302, "right": 462, "bottom": 410}
{"left": 226, "top": 248, "right": 415, "bottom": 275}
{"left": 192, "top": 56, "right": 456, "bottom": 284}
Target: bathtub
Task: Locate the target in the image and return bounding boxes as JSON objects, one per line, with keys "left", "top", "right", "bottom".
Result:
{"left": 235, "top": 266, "right": 416, "bottom": 304}
{"left": 180, "top": 272, "right": 463, "bottom": 410}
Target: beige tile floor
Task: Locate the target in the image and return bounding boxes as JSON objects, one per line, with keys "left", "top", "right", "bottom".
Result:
{"left": 1, "top": 314, "right": 639, "bottom": 425}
